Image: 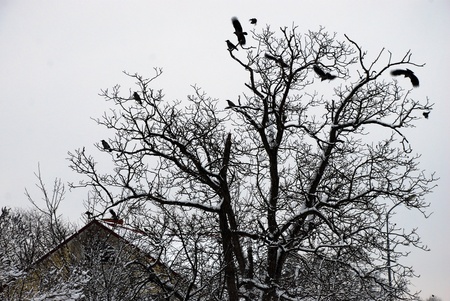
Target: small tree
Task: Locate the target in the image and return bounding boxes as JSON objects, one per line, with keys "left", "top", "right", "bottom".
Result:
{"left": 69, "top": 24, "right": 436, "bottom": 300}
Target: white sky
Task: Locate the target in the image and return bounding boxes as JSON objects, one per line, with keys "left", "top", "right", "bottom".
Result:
{"left": 0, "top": 0, "right": 449, "bottom": 299}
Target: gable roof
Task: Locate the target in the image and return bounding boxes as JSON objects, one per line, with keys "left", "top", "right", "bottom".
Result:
{"left": 31, "top": 219, "right": 156, "bottom": 268}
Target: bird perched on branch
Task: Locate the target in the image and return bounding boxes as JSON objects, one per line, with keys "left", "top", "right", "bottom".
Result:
{"left": 231, "top": 17, "right": 247, "bottom": 46}
{"left": 226, "top": 99, "right": 236, "bottom": 108}
{"left": 249, "top": 18, "right": 257, "bottom": 25}
{"left": 313, "top": 65, "right": 337, "bottom": 81}
{"left": 423, "top": 111, "right": 430, "bottom": 119}
{"left": 390, "top": 69, "right": 419, "bottom": 87}
{"left": 226, "top": 40, "right": 238, "bottom": 51}
{"left": 264, "top": 53, "right": 289, "bottom": 68}
{"left": 101, "top": 140, "right": 112, "bottom": 152}
{"left": 133, "top": 92, "right": 142, "bottom": 105}
{"left": 109, "top": 209, "right": 118, "bottom": 220}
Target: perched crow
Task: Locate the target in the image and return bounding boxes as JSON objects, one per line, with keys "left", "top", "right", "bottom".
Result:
{"left": 133, "top": 92, "right": 142, "bottom": 105}
{"left": 313, "top": 65, "right": 337, "bottom": 81}
{"left": 390, "top": 69, "right": 419, "bottom": 87}
{"left": 231, "top": 17, "right": 247, "bottom": 45}
{"left": 109, "top": 209, "right": 118, "bottom": 220}
{"left": 84, "top": 211, "right": 93, "bottom": 218}
{"left": 423, "top": 111, "right": 430, "bottom": 119}
{"left": 226, "top": 40, "right": 238, "bottom": 51}
{"left": 226, "top": 99, "right": 236, "bottom": 108}
{"left": 249, "top": 18, "right": 257, "bottom": 25}
{"left": 264, "top": 53, "right": 289, "bottom": 68}
{"left": 101, "top": 140, "right": 112, "bottom": 152}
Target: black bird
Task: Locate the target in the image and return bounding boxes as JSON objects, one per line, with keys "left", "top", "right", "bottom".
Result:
{"left": 226, "top": 99, "right": 236, "bottom": 108}
{"left": 84, "top": 211, "right": 93, "bottom": 218}
{"left": 264, "top": 53, "right": 289, "bottom": 68}
{"left": 133, "top": 92, "right": 142, "bottom": 105}
{"left": 390, "top": 69, "right": 419, "bottom": 87}
{"left": 231, "top": 17, "right": 247, "bottom": 46}
{"left": 423, "top": 111, "right": 430, "bottom": 119}
{"left": 101, "top": 140, "right": 112, "bottom": 152}
{"left": 313, "top": 65, "right": 337, "bottom": 81}
{"left": 226, "top": 40, "right": 238, "bottom": 51}
{"left": 109, "top": 209, "right": 118, "bottom": 220}
{"left": 249, "top": 18, "right": 257, "bottom": 25}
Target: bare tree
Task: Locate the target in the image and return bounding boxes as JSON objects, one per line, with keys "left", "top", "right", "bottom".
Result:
{"left": 69, "top": 24, "right": 436, "bottom": 301}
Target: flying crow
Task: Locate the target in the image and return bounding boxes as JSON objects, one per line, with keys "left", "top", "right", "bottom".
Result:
{"left": 265, "top": 53, "right": 289, "bottom": 68}
{"left": 109, "top": 209, "right": 118, "bottom": 220}
{"left": 226, "top": 40, "right": 238, "bottom": 51}
{"left": 423, "top": 111, "right": 430, "bottom": 119}
{"left": 231, "top": 17, "right": 247, "bottom": 45}
{"left": 313, "top": 65, "right": 337, "bottom": 81}
{"left": 133, "top": 92, "right": 142, "bottom": 105}
{"left": 249, "top": 18, "right": 257, "bottom": 25}
{"left": 390, "top": 69, "right": 419, "bottom": 87}
{"left": 101, "top": 140, "right": 112, "bottom": 152}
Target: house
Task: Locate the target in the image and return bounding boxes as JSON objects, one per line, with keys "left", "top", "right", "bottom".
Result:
{"left": 4, "top": 219, "right": 184, "bottom": 301}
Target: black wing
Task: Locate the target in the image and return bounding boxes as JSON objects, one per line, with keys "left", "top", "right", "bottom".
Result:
{"left": 133, "top": 92, "right": 142, "bottom": 104}
{"left": 390, "top": 69, "right": 407, "bottom": 76}
{"left": 313, "top": 65, "right": 326, "bottom": 78}
{"left": 226, "top": 40, "right": 238, "bottom": 51}
{"left": 101, "top": 140, "right": 112, "bottom": 151}
{"left": 264, "top": 53, "right": 277, "bottom": 62}
{"left": 324, "top": 73, "right": 337, "bottom": 80}
{"left": 109, "top": 209, "right": 118, "bottom": 219}
{"left": 405, "top": 69, "right": 419, "bottom": 87}
{"left": 232, "top": 17, "right": 243, "bottom": 33}
{"left": 226, "top": 100, "right": 236, "bottom": 108}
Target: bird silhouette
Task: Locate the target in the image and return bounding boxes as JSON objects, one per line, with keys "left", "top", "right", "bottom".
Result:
{"left": 264, "top": 53, "right": 289, "bottom": 68}
{"left": 133, "top": 92, "right": 142, "bottom": 105}
{"left": 226, "top": 99, "right": 236, "bottom": 108}
{"left": 313, "top": 65, "right": 337, "bottom": 81}
{"left": 423, "top": 111, "right": 430, "bottom": 119}
{"left": 101, "top": 140, "right": 112, "bottom": 152}
{"left": 231, "top": 17, "right": 247, "bottom": 46}
{"left": 226, "top": 40, "right": 238, "bottom": 51}
{"left": 390, "top": 69, "right": 419, "bottom": 87}
{"left": 109, "top": 209, "right": 118, "bottom": 220}
{"left": 249, "top": 18, "right": 257, "bottom": 25}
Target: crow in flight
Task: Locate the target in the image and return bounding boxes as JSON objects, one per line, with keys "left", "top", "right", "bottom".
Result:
{"left": 226, "top": 40, "right": 238, "bottom": 51}
{"left": 423, "top": 111, "right": 430, "bottom": 119}
{"left": 390, "top": 69, "right": 419, "bottom": 87}
{"left": 264, "top": 53, "right": 289, "bottom": 68}
{"left": 109, "top": 209, "right": 118, "bottom": 220}
{"left": 133, "top": 92, "right": 142, "bottom": 105}
{"left": 226, "top": 99, "right": 236, "bottom": 108}
{"left": 101, "top": 140, "right": 112, "bottom": 152}
{"left": 313, "top": 65, "right": 337, "bottom": 81}
{"left": 249, "top": 18, "right": 257, "bottom": 25}
{"left": 231, "top": 17, "right": 247, "bottom": 45}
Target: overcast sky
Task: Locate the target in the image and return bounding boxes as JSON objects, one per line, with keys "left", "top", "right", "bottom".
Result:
{"left": 0, "top": 0, "right": 449, "bottom": 299}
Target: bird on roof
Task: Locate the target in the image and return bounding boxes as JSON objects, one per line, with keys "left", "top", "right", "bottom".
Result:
{"left": 264, "top": 53, "right": 289, "bottom": 68}
{"left": 423, "top": 111, "right": 430, "bottom": 119}
{"left": 109, "top": 209, "right": 118, "bottom": 220}
{"left": 226, "top": 40, "right": 238, "bottom": 51}
{"left": 101, "top": 140, "right": 112, "bottom": 152}
{"left": 313, "top": 65, "right": 337, "bottom": 81}
{"left": 249, "top": 18, "right": 257, "bottom": 25}
{"left": 231, "top": 17, "right": 247, "bottom": 46}
{"left": 390, "top": 69, "right": 419, "bottom": 87}
{"left": 133, "top": 92, "right": 142, "bottom": 105}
